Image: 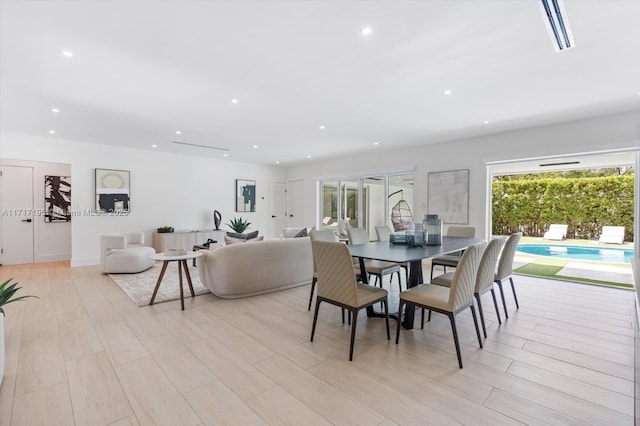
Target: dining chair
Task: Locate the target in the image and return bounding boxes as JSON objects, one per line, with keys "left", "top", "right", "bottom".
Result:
{"left": 347, "top": 228, "right": 401, "bottom": 291}
{"left": 396, "top": 241, "right": 486, "bottom": 368}
{"left": 430, "top": 225, "right": 476, "bottom": 280}
{"left": 494, "top": 232, "right": 522, "bottom": 318}
{"left": 431, "top": 237, "right": 506, "bottom": 338}
{"left": 310, "top": 240, "right": 390, "bottom": 361}
{"left": 374, "top": 225, "right": 409, "bottom": 286}
{"left": 308, "top": 229, "right": 339, "bottom": 310}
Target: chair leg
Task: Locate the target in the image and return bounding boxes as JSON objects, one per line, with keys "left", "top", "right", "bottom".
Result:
{"left": 428, "top": 309, "right": 432, "bottom": 322}
{"left": 396, "top": 299, "right": 405, "bottom": 344}
{"left": 421, "top": 308, "right": 425, "bottom": 329}
{"left": 382, "top": 299, "right": 390, "bottom": 340}
{"left": 509, "top": 277, "right": 519, "bottom": 309}
{"left": 490, "top": 288, "right": 502, "bottom": 325}
{"left": 447, "top": 313, "right": 463, "bottom": 369}
{"left": 474, "top": 293, "right": 487, "bottom": 338}
{"left": 308, "top": 277, "right": 316, "bottom": 311}
{"left": 396, "top": 271, "right": 402, "bottom": 292}
{"left": 310, "top": 299, "right": 322, "bottom": 342}
{"left": 349, "top": 308, "right": 359, "bottom": 361}
{"left": 495, "top": 279, "right": 509, "bottom": 319}
{"left": 373, "top": 274, "right": 380, "bottom": 288}
{"left": 470, "top": 304, "right": 483, "bottom": 349}
{"left": 430, "top": 264, "right": 435, "bottom": 281}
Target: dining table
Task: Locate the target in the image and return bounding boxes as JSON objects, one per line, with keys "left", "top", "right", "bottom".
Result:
{"left": 349, "top": 236, "right": 485, "bottom": 329}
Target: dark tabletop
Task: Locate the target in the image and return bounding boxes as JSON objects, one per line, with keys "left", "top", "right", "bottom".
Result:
{"left": 348, "top": 236, "right": 485, "bottom": 263}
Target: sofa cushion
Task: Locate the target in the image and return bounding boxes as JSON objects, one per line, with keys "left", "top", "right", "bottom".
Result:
{"left": 294, "top": 228, "right": 308, "bottom": 238}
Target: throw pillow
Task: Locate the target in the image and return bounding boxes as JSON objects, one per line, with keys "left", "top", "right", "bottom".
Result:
{"left": 226, "top": 231, "right": 246, "bottom": 240}
{"left": 224, "top": 235, "right": 246, "bottom": 245}
{"left": 294, "top": 228, "right": 308, "bottom": 238}
{"left": 245, "top": 230, "right": 259, "bottom": 240}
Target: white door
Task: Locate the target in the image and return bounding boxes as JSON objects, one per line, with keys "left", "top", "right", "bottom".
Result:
{"left": 287, "top": 179, "right": 305, "bottom": 227}
{"left": 0, "top": 166, "right": 34, "bottom": 265}
{"left": 270, "top": 182, "right": 286, "bottom": 238}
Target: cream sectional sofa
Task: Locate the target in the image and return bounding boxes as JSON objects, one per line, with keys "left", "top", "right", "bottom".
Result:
{"left": 197, "top": 237, "right": 313, "bottom": 299}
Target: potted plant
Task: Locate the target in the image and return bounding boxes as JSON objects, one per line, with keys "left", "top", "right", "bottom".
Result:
{"left": 1, "top": 278, "right": 37, "bottom": 386}
{"left": 227, "top": 217, "right": 251, "bottom": 234}
{"left": 157, "top": 226, "right": 174, "bottom": 233}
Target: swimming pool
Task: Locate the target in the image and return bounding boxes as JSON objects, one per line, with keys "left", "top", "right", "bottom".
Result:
{"left": 517, "top": 244, "right": 634, "bottom": 263}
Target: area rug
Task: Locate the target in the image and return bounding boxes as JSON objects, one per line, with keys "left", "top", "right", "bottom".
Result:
{"left": 109, "top": 263, "right": 211, "bottom": 307}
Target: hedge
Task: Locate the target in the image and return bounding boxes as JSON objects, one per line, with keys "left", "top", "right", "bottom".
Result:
{"left": 492, "top": 175, "right": 634, "bottom": 242}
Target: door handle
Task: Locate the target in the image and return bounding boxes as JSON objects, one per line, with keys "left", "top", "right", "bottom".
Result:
{"left": 21, "top": 218, "right": 32, "bottom": 223}
{"left": 289, "top": 214, "right": 293, "bottom": 218}
{"left": 271, "top": 215, "right": 276, "bottom": 218}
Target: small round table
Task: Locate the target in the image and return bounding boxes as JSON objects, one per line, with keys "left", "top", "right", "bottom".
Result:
{"left": 150, "top": 251, "right": 203, "bottom": 310}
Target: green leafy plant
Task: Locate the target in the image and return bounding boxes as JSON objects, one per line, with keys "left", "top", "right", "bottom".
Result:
{"left": 0, "top": 278, "right": 37, "bottom": 316}
{"left": 227, "top": 217, "right": 251, "bottom": 233}
{"left": 157, "top": 226, "right": 174, "bottom": 233}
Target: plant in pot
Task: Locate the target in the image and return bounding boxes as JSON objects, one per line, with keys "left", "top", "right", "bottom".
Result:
{"left": 1, "top": 278, "right": 37, "bottom": 386}
{"left": 227, "top": 217, "right": 251, "bottom": 234}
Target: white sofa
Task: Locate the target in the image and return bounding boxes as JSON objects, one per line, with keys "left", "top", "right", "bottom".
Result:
{"left": 100, "top": 232, "right": 155, "bottom": 273}
{"left": 197, "top": 237, "right": 313, "bottom": 299}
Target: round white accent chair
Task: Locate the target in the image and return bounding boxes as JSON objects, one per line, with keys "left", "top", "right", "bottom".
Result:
{"left": 100, "top": 232, "right": 155, "bottom": 274}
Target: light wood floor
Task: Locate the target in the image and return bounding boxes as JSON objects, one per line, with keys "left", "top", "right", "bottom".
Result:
{"left": 0, "top": 261, "right": 635, "bottom": 425}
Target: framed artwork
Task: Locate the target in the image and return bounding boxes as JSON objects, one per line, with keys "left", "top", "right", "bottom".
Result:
{"left": 44, "top": 175, "right": 71, "bottom": 222}
{"left": 428, "top": 169, "right": 469, "bottom": 224}
{"left": 236, "top": 179, "right": 256, "bottom": 212}
{"left": 95, "top": 168, "right": 130, "bottom": 213}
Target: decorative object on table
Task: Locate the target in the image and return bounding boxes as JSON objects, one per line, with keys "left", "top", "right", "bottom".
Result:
{"left": 95, "top": 168, "right": 130, "bottom": 213}
{"left": 236, "top": 179, "right": 256, "bottom": 212}
{"left": 157, "top": 226, "right": 174, "bottom": 233}
{"left": 428, "top": 169, "right": 469, "bottom": 224}
{"left": 165, "top": 248, "right": 187, "bottom": 256}
{"left": 227, "top": 216, "right": 251, "bottom": 233}
{"left": 389, "top": 189, "right": 413, "bottom": 231}
{"left": 0, "top": 278, "right": 37, "bottom": 386}
{"left": 405, "top": 222, "right": 426, "bottom": 247}
{"left": 423, "top": 214, "right": 443, "bottom": 246}
{"left": 44, "top": 175, "right": 71, "bottom": 223}
{"left": 213, "top": 210, "right": 222, "bottom": 230}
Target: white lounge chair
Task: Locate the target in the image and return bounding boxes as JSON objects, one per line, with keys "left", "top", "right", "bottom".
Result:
{"left": 543, "top": 224, "right": 568, "bottom": 240}
{"left": 599, "top": 226, "right": 625, "bottom": 244}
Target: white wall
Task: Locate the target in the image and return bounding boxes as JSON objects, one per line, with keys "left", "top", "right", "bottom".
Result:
{"left": 1, "top": 133, "right": 286, "bottom": 266}
{"left": 0, "top": 158, "right": 72, "bottom": 262}
{"left": 286, "top": 110, "right": 640, "bottom": 239}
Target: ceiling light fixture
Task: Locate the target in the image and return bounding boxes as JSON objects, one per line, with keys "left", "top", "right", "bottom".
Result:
{"left": 373, "top": 142, "right": 379, "bottom": 146}
{"left": 49, "top": 130, "right": 55, "bottom": 134}
{"left": 253, "top": 145, "right": 258, "bottom": 149}
{"left": 319, "top": 125, "right": 325, "bottom": 130}
{"left": 223, "top": 153, "right": 228, "bottom": 157}
{"left": 483, "top": 120, "right": 490, "bottom": 125}
{"left": 231, "top": 99, "right": 238, "bottom": 104}
{"left": 361, "top": 27, "right": 372, "bottom": 36}
{"left": 62, "top": 50, "right": 73, "bottom": 57}
{"left": 51, "top": 108, "right": 59, "bottom": 113}
{"left": 539, "top": 0, "right": 574, "bottom": 52}
{"left": 307, "top": 155, "right": 312, "bottom": 159}
{"left": 151, "top": 144, "right": 157, "bottom": 148}
{"left": 444, "top": 89, "right": 452, "bottom": 95}
{"left": 276, "top": 161, "right": 280, "bottom": 165}
{"left": 175, "top": 130, "right": 181, "bottom": 135}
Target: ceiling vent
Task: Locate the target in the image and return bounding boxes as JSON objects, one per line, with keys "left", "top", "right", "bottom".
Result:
{"left": 539, "top": 161, "right": 580, "bottom": 167}
{"left": 539, "top": 0, "right": 574, "bottom": 52}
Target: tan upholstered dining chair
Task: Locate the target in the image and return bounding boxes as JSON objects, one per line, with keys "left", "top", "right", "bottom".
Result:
{"left": 347, "top": 228, "right": 401, "bottom": 290}
{"left": 494, "top": 232, "right": 522, "bottom": 318}
{"left": 308, "top": 229, "right": 339, "bottom": 310}
{"left": 396, "top": 241, "right": 486, "bottom": 368}
{"left": 431, "top": 237, "right": 506, "bottom": 338}
{"left": 310, "top": 240, "right": 390, "bottom": 361}
{"left": 430, "top": 225, "right": 476, "bottom": 280}
{"left": 374, "top": 225, "right": 408, "bottom": 287}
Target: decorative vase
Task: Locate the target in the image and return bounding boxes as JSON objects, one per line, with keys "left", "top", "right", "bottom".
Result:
{"left": 214, "top": 210, "right": 222, "bottom": 230}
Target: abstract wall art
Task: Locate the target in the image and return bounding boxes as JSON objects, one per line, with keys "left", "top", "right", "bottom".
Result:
{"left": 428, "top": 169, "right": 469, "bottom": 224}
{"left": 95, "top": 168, "right": 130, "bottom": 213}
{"left": 236, "top": 179, "right": 256, "bottom": 212}
{"left": 44, "top": 175, "right": 71, "bottom": 222}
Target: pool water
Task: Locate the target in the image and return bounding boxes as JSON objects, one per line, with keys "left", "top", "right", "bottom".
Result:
{"left": 517, "top": 244, "right": 634, "bottom": 263}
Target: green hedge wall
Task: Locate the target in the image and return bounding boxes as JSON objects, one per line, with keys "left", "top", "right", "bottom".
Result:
{"left": 492, "top": 175, "right": 634, "bottom": 241}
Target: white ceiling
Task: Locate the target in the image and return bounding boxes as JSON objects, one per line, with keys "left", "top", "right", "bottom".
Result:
{"left": 1, "top": 0, "right": 639, "bottom": 166}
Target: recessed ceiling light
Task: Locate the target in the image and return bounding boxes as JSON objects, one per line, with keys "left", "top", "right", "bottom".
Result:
{"left": 223, "top": 153, "right": 228, "bottom": 157}
{"left": 49, "top": 130, "right": 55, "bottom": 134}
{"left": 51, "top": 108, "right": 59, "bottom": 113}
{"left": 361, "top": 27, "right": 373, "bottom": 36}
{"left": 483, "top": 120, "right": 490, "bottom": 125}
{"left": 175, "top": 130, "right": 181, "bottom": 135}
{"left": 276, "top": 161, "right": 280, "bottom": 165}
{"left": 319, "top": 125, "right": 325, "bottom": 130}
{"left": 62, "top": 51, "right": 73, "bottom": 57}
{"left": 307, "top": 155, "right": 312, "bottom": 159}
{"left": 151, "top": 144, "right": 157, "bottom": 148}
{"left": 444, "top": 89, "right": 452, "bottom": 95}
{"left": 231, "top": 99, "right": 238, "bottom": 104}
{"left": 253, "top": 145, "right": 258, "bottom": 149}
{"left": 373, "top": 142, "right": 379, "bottom": 146}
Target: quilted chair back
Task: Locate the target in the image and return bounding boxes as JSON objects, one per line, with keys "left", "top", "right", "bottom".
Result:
{"left": 448, "top": 242, "right": 486, "bottom": 311}
{"left": 375, "top": 226, "right": 392, "bottom": 242}
{"left": 312, "top": 241, "right": 358, "bottom": 306}
{"left": 309, "top": 229, "right": 339, "bottom": 242}
{"left": 475, "top": 237, "right": 506, "bottom": 294}
{"left": 496, "top": 233, "right": 522, "bottom": 281}
{"left": 446, "top": 225, "right": 476, "bottom": 238}
{"left": 347, "top": 228, "right": 369, "bottom": 245}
